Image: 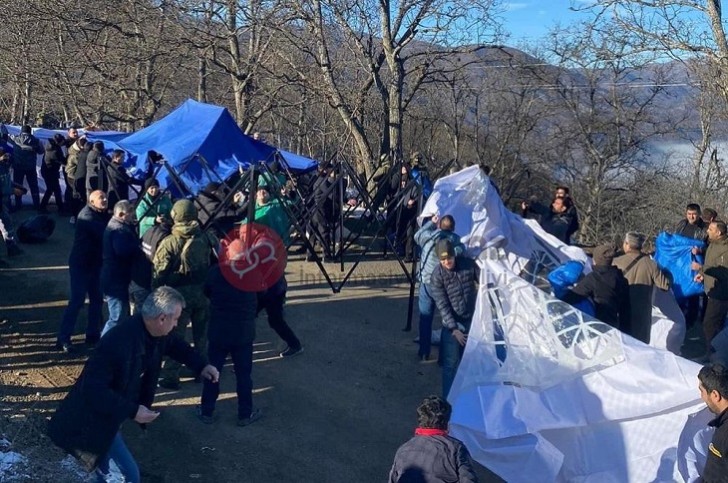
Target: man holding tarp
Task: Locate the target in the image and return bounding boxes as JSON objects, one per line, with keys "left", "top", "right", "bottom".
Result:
{"left": 695, "top": 221, "right": 728, "bottom": 357}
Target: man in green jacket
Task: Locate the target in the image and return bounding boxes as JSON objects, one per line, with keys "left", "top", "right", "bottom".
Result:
{"left": 696, "top": 221, "right": 728, "bottom": 354}
{"left": 153, "top": 199, "right": 216, "bottom": 389}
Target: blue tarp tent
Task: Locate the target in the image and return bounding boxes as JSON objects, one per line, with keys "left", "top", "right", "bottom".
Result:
{"left": 4, "top": 99, "right": 318, "bottom": 195}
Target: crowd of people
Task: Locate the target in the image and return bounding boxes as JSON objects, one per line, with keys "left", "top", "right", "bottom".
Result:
{"left": 1, "top": 123, "right": 728, "bottom": 481}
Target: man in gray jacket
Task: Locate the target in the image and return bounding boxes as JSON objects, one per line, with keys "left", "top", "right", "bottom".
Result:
{"left": 414, "top": 214, "right": 464, "bottom": 361}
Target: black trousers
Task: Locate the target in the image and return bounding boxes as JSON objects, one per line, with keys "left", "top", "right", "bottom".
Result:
{"left": 40, "top": 167, "right": 64, "bottom": 210}
{"left": 258, "top": 280, "right": 300, "bottom": 350}
{"left": 703, "top": 297, "right": 728, "bottom": 348}
{"left": 13, "top": 166, "right": 40, "bottom": 208}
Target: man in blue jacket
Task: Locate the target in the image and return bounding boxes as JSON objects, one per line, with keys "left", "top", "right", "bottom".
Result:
{"left": 414, "top": 214, "right": 464, "bottom": 361}
{"left": 101, "top": 200, "right": 141, "bottom": 336}
{"left": 56, "top": 190, "right": 110, "bottom": 353}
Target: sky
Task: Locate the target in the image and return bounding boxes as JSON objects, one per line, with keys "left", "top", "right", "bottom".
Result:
{"left": 501, "top": 1, "right": 587, "bottom": 44}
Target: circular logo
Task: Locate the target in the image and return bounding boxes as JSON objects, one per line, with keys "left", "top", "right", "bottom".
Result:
{"left": 219, "top": 222, "right": 286, "bottom": 292}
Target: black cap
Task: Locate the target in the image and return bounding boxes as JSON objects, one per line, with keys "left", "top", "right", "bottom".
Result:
{"left": 437, "top": 239, "right": 455, "bottom": 260}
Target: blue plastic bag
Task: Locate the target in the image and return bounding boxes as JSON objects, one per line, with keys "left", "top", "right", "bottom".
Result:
{"left": 654, "top": 232, "right": 705, "bottom": 299}
{"left": 547, "top": 261, "right": 595, "bottom": 316}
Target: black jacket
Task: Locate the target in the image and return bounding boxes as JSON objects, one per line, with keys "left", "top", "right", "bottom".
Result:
{"left": 196, "top": 190, "right": 245, "bottom": 234}
{"left": 563, "top": 265, "right": 629, "bottom": 330}
{"left": 73, "top": 145, "right": 91, "bottom": 182}
{"left": 47, "top": 314, "right": 206, "bottom": 471}
{"left": 205, "top": 265, "right": 257, "bottom": 346}
{"left": 675, "top": 218, "right": 707, "bottom": 242}
{"left": 101, "top": 217, "right": 141, "bottom": 298}
{"left": 131, "top": 223, "right": 172, "bottom": 290}
{"left": 11, "top": 133, "right": 43, "bottom": 170}
{"left": 430, "top": 257, "right": 478, "bottom": 331}
{"left": 104, "top": 160, "right": 145, "bottom": 209}
{"left": 42, "top": 141, "right": 64, "bottom": 174}
{"left": 68, "top": 205, "right": 111, "bottom": 269}
{"left": 527, "top": 201, "right": 575, "bottom": 243}
{"left": 389, "top": 432, "right": 479, "bottom": 483}
{"left": 704, "top": 408, "right": 728, "bottom": 483}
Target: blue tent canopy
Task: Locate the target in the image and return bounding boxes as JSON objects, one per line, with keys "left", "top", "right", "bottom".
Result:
{"left": 3, "top": 99, "right": 318, "bottom": 194}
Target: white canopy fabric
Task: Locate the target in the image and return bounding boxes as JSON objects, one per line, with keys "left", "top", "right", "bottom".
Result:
{"left": 420, "top": 166, "right": 705, "bottom": 482}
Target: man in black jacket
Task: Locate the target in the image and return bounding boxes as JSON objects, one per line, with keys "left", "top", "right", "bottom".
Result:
{"left": 563, "top": 244, "right": 629, "bottom": 330}
{"left": 100, "top": 200, "right": 141, "bottom": 337}
{"left": 9, "top": 125, "right": 43, "bottom": 210}
{"left": 389, "top": 395, "right": 478, "bottom": 483}
{"left": 39, "top": 133, "right": 66, "bottom": 213}
{"left": 48, "top": 287, "right": 220, "bottom": 482}
{"left": 198, "top": 241, "right": 261, "bottom": 426}
{"left": 697, "top": 363, "right": 728, "bottom": 482}
{"left": 103, "top": 149, "right": 145, "bottom": 210}
{"left": 56, "top": 190, "right": 110, "bottom": 352}
{"left": 430, "top": 239, "right": 478, "bottom": 398}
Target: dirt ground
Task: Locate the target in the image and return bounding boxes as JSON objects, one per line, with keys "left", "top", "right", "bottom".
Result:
{"left": 0, "top": 210, "right": 502, "bottom": 482}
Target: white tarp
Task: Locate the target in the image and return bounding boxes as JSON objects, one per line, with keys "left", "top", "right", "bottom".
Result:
{"left": 422, "top": 166, "right": 705, "bottom": 481}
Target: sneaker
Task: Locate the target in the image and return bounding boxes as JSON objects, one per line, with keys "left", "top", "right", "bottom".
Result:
{"left": 196, "top": 405, "right": 214, "bottom": 424}
{"left": 158, "top": 378, "right": 181, "bottom": 390}
{"left": 55, "top": 342, "right": 77, "bottom": 354}
{"left": 280, "top": 346, "right": 304, "bottom": 358}
{"left": 237, "top": 408, "right": 262, "bottom": 427}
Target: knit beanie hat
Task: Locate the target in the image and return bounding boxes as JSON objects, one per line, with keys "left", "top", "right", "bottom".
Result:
{"left": 170, "top": 199, "right": 197, "bottom": 223}
{"left": 144, "top": 178, "right": 160, "bottom": 192}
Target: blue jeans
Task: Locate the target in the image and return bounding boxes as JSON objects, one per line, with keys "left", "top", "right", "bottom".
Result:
{"left": 58, "top": 264, "right": 103, "bottom": 344}
{"left": 101, "top": 296, "right": 130, "bottom": 337}
{"left": 95, "top": 431, "right": 140, "bottom": 483}
{"left": 441, "top": 327, "right": 465, "bottom": 398}
{"left": 418, "top": 283, "right": 436, "bottom": 357}
{"left": 201, "top": 341, "right": 254, "bottom": 419}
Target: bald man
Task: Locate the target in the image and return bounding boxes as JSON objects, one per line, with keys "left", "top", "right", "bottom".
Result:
{"left": 57, "top": 190, "right": 111, "bottom": 353}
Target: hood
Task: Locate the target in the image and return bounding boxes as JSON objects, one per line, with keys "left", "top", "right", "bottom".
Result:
{"left": 172, "top": 220, "right": 201, "bottom": 238}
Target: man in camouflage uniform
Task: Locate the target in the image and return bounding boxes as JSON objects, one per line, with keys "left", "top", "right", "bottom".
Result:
{"left": 153, "top": 199, "right": 216, "bottom": 389}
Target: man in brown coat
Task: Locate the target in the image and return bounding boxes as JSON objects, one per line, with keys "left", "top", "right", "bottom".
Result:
{"left": 695, "top": 221, "right": 728, "bottom": 354}
{"left": 613, "top": 232, "right": 671, "bottom": 344}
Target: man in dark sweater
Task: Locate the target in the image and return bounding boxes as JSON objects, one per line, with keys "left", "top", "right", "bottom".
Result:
{"left": 198, "top": 241, "right": 261, "bottom": 426}
{"left": 48, "top": 287, "right": 219, "bottom": 482}
{"left": 430, "top": 239, "right": 478, "bottom": 398}
{"left": 389, "top": 395, "right": 478, "bottom": 483}
{"left": 697, "top": 363, "right": 728, "bottom": 482}
{"left": 56, "top": 190, "right": 110, "bottom": 353}
{"left": 563, "top": 244, "right": 629, "bottom": 331}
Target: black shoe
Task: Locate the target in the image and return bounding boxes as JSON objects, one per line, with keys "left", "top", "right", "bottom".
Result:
{"left": 280, "top": 346, "right": 304, "bottom": 358}
{"left": 7, "top": 244, "right": 23, "bottom": 257}
{"left": 196, "top": 405, "right": 214, "bottom": 424}
{"left": 55, "top": 342, "right": 76, "bottom": 354}
{"left": 237, "top": 408, "right": 262, "bottom": 427}
{"left": 158, "top": 378, "right": 181, "bottom": 390}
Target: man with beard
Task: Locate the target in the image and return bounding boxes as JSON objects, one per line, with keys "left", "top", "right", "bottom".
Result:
{"left": 695, "top": 221, "right": 728, "bottom": 356}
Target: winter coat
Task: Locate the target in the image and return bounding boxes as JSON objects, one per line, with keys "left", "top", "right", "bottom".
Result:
{"left": 42, "top": 141, "right": 64, "bottom": 176}
{"left": 131, "top": 223, "right": 171, "bottom": 291}
{"left": 195, "top": 190, "right": 243, "bottom": 235}
{"left": 0, "top": 147, "right": 12, "bottom": 196}
{"left": 104, "top": 161, "right": 141, "bottom": 208}
{"left": 65, "top": 141, "right": 83, "bottom": 178}
{"left": 389, "top": 432, "right": 479, "bottom": 483}
{"left": 136, "top": 193, "right": 173, "bottom": 238}
{"left": 251, "top": 199, "right": 290, "bottom": 245}
{"left": 101, "top": 217, "right": 141, "bottom": 298}
{"left": 10, "top": 133, "right": 42, "bottom": 170}
{"left": 47, "top": 314, "right": 206, "bottom": 471}
{"left": 563, "top": 265, "right": 630, "bottom": 330}
{"left": 85, "top": 148, "right": 107, "bottom": 193}
{"left": 73, "top": 145, "right": 91, "bottom": 183}
{"left": 675, "top": 219, "right": 707, "bottom": 242}
{"left": 702, "top": 408, "right": 728, "bottom": 483}
{"left": 613, "top": 252, "right": 670, "bottom": 343}
{"left": 527, "top": 201, "right": 574, "bottom": 243}
{"left": 430, "top": 256, "right": 478, "bottom": 331}
{"left": 702, "top": 237, "right": 728, "bottom": 301}
{"left": 414, "top": 221, "right": 464, "bottom": 284}
{"left": 152, "top": 221, "right": 215, "bottom": 289}
{"left": 68, "top": 205, "right": 111, "bottom": 270}
{"left": 204, "top": 265, "right": 257, "bottom": 346}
